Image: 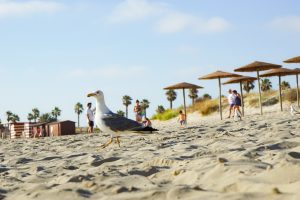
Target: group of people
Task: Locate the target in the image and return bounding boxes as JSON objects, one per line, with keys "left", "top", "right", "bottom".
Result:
{"left": 227, "top": 89, "right": 242, "bottom": 120}
{"left": 133, "top": 100, "right": 152, "bottom": 127}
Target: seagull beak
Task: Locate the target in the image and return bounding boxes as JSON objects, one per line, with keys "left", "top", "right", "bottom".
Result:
{"left": 87, "top": 92, "right": 96, "bottom": 97}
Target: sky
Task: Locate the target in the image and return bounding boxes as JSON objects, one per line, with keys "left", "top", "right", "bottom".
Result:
{"left": 0, "top": 0, "right": 300, "bottom": 125}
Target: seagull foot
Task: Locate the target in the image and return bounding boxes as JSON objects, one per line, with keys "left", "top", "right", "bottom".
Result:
{"left": 100, "top": 138, "right": 113, "bottom": 149}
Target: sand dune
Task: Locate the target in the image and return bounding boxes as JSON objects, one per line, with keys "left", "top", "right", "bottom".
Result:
{"left": 0, "top": 108, "right": 300, "bottom": 200}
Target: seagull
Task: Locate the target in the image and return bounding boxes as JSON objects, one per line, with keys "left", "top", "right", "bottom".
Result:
{"left": 87, "top": 90, "right": 158, "bottom": 148}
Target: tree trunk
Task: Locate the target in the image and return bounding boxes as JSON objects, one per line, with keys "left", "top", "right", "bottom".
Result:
{"left": 144, "top": 109, "right": 147, "bottom": 117}
{"left": 170, "top": 101, "right": 173, "bottom": 109}
{"left": 192, "top": 98, "right": 195, "bottom": 105}
{"left": 77, "top": 114, "right": 80, "bottom": 127}
{"left": 126, "top": 106, "right": 128, "bottom": 118}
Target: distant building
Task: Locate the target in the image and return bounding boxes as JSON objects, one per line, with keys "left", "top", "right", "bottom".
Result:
{"left": 3, "top": 120, "right": 76, "bottom": 139}
{"left": 47, "top": 120, "right": 76, "bottom": 136}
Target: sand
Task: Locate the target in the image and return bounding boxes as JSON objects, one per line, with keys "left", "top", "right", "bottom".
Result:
{"left": 0, "top": 106, "right": 300, "bottom": 200}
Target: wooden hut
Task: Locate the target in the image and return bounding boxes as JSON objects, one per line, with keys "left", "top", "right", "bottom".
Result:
{"left": 47, "top": 120, "right": 76, "bottom": 136}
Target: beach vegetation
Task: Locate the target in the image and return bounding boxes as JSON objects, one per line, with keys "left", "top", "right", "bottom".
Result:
{"left": 281, "top": 81, "right": 291, "bottom": 90}
{"left": 74, "top": 102, "right": 84, "bottom": 127}
{"left": 261, "top": 78, "right": 272, "bottom": 92}
{"left": 243, "top": 81, "right": 255, "bottom": 93}
{"left": 151, "top": 108, "right": 180, "bottom": 121}
{"left": 156, "top": 105, "right": 165, "bottom": 114}
{"left": 122, "top": 95, "right": 132, "bottom": 118}
{"left": 117, "top": 110, "right": 125, "bottom": 117}
{"left": 51, "top": 107, "right": 61, "bottom": 121}
{"left": 27, "top": 113, "right": 34, "bottom": 122}
{"left": 165, "top": 90, "right": 177, "bottom": 109}
{"left": 141, "top": 99, "right": 150, "bottom": 117}
{"left": 188, "top": 88, "right": 198, "bottom": 105}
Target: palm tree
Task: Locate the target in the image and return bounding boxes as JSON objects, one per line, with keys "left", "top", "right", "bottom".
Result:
{"left": 122, "top": 95, "right": 132, "bottom": 118}
{"left": 261, "top": 78, "right": 272, "bottom": 92}
{"left": 281, "top": 81, "right": 291, "bottom": 90}
{"left": 10, "top": 114, "right": 20, "bottom": 123}
{"left": 6, "top": 111, "right": 13, "bottom": 123}
{"left": 117, "top": 110, "right": 125, "bottom": 117}
{"left": 156, "top": 105, "right": 165, "bottom": 114}
{"left": 203, "top": 93, "right": 212, "bottom": 100}
{"left": 32, "top": 108, "right": 40, "bottom": 123}
{"left": 166, "top": 90, "right": 177, "bottom": 109}
{"left": 243, "top": 81, "right": 255, "bottom": 93}
{"left": 74, "top": 102, "right": 84, "bottom": 127}
{"left": 39, "top": 113, "right": 56, "bottom": 123}
{"left": 188, "top": 88, "right": 198, "bottom": 105}
{"left": 27, "top": 113, "right": 34, "bottom": 122}
{"left": 51, "top": 107, "right": 61, "bottom": 121}
{"left": 140, "top": 99, "right": 150, "bottom": 117}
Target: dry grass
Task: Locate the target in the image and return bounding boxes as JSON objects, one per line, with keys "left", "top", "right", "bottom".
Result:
{"left": 188, "top": 99, "right": 219, "bottom": 116}
{"left": 152, "top": 88, "right": 299, "bottom": 121}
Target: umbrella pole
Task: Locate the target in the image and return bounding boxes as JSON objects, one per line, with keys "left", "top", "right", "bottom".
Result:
{"left": 279, "top": 76, "right": 283, "bottom": 111}
{"left": 240, "top": 81, "right": 244, "bottom": 117}
{"left": 297, "top": 74, "right": 299, "bottom": 107}
{"left": 218, "top": 77, "right": 222, "bottom": 120}
{"left": 257, "top": 71, "right": 263, "bottom": 115}
{"left": 183, "top": 88, "right": 187, "bottom": 124}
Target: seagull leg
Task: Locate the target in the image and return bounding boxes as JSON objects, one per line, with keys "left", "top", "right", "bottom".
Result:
{"left": 100, "top": 138, "right": 113, "bottom": 148}
{"left": 116, "top": 136, "right": 121, "bottom": 147}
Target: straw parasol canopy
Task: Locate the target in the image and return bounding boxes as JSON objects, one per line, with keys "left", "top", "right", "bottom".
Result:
{"left": 199, "top": 71, "right": 241, "bottom": 120}
{"left": 284, "top": 56, "right": 300, "bottom": 63}
{"left": 234, "top": 61, "right": 282, "bottom": 115}
{"left": 260, "top": 68, "right": 295, "bottom": 111}
{"left": 164, "top": 82, "right": 203, "bottom": 90}
{"left": 223, "top": 76, "right": 257, "bottom": 116}
{"left": 164, "top": 82, "right": 203, "bottom": 124}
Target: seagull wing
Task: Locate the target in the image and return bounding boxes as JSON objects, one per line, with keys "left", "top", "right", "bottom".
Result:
{"left": 102, "top": 114, "right": 143, "bottom": 132}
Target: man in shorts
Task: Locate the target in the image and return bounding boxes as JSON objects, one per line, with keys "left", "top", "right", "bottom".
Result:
{"left": 227, "top": 89, "right": 235, "bottom": 118}
{"left": 86, "top": 102, "right": 95, "bottom": 133}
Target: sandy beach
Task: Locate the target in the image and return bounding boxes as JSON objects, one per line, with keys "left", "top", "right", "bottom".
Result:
{"left": 1, "top": 106, "right": 300, "bottom": 200}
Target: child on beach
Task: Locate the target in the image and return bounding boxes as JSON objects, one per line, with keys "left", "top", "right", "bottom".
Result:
{"left": 178, "top": 110, "right": 186, "bottom": 126}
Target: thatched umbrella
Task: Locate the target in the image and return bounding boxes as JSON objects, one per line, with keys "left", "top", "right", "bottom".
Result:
{"left": 260, "top": 68, "right": 295, "bottom": 111}
{"left": 284, "top": 57, "right": 300, "bottom": 107}
{"left": 199, "top": 71, "right": 241, "bottom": 120}
{"left": 284, "top": 56, "right": 300, "bottom": 63}
{"left": 234, "top": 61, "right": 282, "bottom": 114}
{"left": 164, "top": 82, "right": 203, "bottom": 123}
{"left": 223, "top": 76, "right": 257, "bottom": 116}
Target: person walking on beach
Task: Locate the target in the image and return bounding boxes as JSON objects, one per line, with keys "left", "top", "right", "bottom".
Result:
{"left": 134, "top": 100, "right": 142, "bottom": 122}
{"left": 232, "top": 90, "right": 242, "bottom": 120}
{"left": 178, "top": 110, "right": 186, "bottom": 126}
{"left": 227, "top": 89, "right": 235, "bottom": 118}
{"left": 86, "top": 102, "right": 95, "bottom": 133}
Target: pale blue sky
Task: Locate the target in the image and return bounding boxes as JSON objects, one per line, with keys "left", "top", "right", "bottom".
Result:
{"left": 0, "top": 0, "right": 300, "bottom": 125}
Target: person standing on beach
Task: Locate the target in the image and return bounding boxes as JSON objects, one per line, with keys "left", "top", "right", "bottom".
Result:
{"left": 86, "top": 102, "right": 95, "bottom": 133}
{"left": 227, "top": 89, "right": 235, "bottom": 118}
{"left": 134, "top": 100, "right": 142, "bottom": 122}
{"left": 232, "top": 90, "right": 242, "bottom": 120}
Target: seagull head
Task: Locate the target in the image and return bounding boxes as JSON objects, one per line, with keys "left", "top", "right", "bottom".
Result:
{"left": 87, "top": 90, "right": 104, "bottom": 102}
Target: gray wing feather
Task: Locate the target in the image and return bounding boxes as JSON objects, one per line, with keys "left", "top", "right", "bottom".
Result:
{"left": 102, "top": 114, "right": 143, "bottom": 132}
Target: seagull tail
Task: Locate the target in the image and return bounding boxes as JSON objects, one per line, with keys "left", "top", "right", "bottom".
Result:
{"left": 130, "top": 126, "right": 159, "bottom": 132}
